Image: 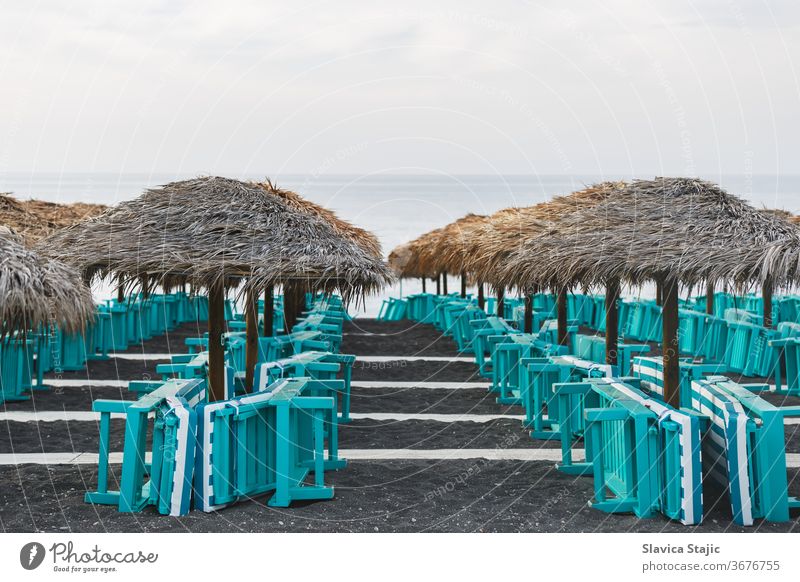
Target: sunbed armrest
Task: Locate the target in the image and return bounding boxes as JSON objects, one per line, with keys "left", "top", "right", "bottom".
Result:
{"left": 779, "top": 406, "right": 800, "bottom": 418}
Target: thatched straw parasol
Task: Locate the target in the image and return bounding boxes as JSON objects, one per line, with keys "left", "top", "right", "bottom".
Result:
{"left": 253, "top": 179, "right": 384, "bottom": 338}
{"left": 466, "top": 182, "right": 628, "bottom": 288}
{"left": 0, "top": 193, "right": 107, "bottom": 244}
{"left": 387, "top": 242, "right": 416, "bottom": 277}
{"left": 427, "top": 214, "right": 488, "bottom": 299}
{"left": 407, "top": 227, "right": 451, "bottom": 294}
{"left": 388, "top": 230, "right": 450, "bottom": 294}
{"left": 256, "top": 180, "right": 382, "bottom": 259}
{"left": 39, "top": 176, "right": 392, "bottom": 399}
{"left": 460, "top": 182, "right": 627, "bottom": 329}
{"left": 503, "top": 178, "right": 800, "bottom": 289}
{"left": 0, "top": 226, "right": 93, "bottom": 338}
{"left": 500, "top": 177, "right": 800, "bottom": 406}
{"left": 24, "top": 199, "right": 108, "bottom": 231}
{"left": 0, "top": 194, "right": 53, "bottom": 243}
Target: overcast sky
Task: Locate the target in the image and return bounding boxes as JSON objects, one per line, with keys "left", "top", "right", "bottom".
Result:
{"left": 0, "top": 0, "right": 798, "bottom": 177}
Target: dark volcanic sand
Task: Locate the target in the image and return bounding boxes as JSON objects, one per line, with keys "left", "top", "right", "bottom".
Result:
{"left": 123, "top": 321, "right": 209, "bottom": 354}
{"left": 338, "top": 418, "right": 552, "bottom": 450}
{"left": 1, "top": 462, "right": 798, "bottom": 533}
{"left": 1, "top": 386, "right": 135, "bottom": 413}
{"left": 350, "top": 387, "right": 521, "bottom": 415}
{"left": 0, "top": 420, "right": 149, "bottom": 454}
{"left": 351, "top": 360, "right": 480, "bottom": 382}
{"left": 345, "top": 319, "right": 427, "bottom": 335}
{"left": 342, "top": 319, "right": 461, "bottom": 356}
{"left": 44, "top": 357, "right": 168, "bottom": 383}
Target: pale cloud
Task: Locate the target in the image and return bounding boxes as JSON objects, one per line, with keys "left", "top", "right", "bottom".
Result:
{"left": 0, "top": 0, "right": 798, "bottom": 176}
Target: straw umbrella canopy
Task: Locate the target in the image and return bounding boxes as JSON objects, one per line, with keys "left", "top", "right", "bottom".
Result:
{"left": 388, "top": 228, "right": 450, "bottom": 293}
{"left": 254, "top": 180, "right": 384, "bottom": 335}
{"left": 387, "top": 243, "right": 416, "bottom": 278}
{"left": 0, "top": 226, "right": 93, "bottom": 338}
{"left": 427, "top": 213, "right": 488, "bottom": 298}
{"left": 500, "top": 177, "right": 800, "bottom": 407}
{"left": 460, "top": 182, "right": 627, "bottom": 331}
{"left": 24, "top": 199, "right": 108, "bottom": 232}
{"left": 0, "top": 193, "right": 107, "bottom": 245}
{"left": 0, "top": 194, "right": 53, "bottom": 244}
{"left": 39, "top": 176, "right": 392, "bottom": 400}
{"left": 466, "top": 182, "right": 628, "bottom": 288}
{"left": 256, "top": 180, "right": 382, "bottom": 259}
{"left": 409, "top": 226, "right": 450, "bottom": 293}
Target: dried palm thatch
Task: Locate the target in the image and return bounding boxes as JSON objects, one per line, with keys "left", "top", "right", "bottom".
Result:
{"left": 37, "top": 176, "right": 392, "bottom": 303}
{"left": 387, "top": 242, "right": 423, "bottom": 278}
{"left": 500, "top": 177, "right": 800, "bottom": 290}
{"left": 254, "top": 180, "right": 382, "bottom": 258}
{"left": 761, "top": 208, "right": 794, "bottom": 221}
{"left": 464, "top": 182, "right": 628, "bottom": 288}
{"left": 0, "top": 193, "right": 108, "bottom": 244}
{"left": 0, "top": 194, "right": 55, "bottom": 244}
{"left": 25, "top": 199, "right": 108, "bottom": 231}
{"left": 0, "top": 226, "right": 93, "bottom": 337}
{"left": 426, "top": 213, "right": 488, "bottom": 276}
{"left": 388, "top": 225, "right": 452, "bottom": 280}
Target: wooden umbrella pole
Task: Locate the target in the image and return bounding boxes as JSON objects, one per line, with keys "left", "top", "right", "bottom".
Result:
{"left": 244, "top": 289, "right": 259, "bottom": 392}
{"left": 655, "top": 281, "right": 663, "bottom": 307}
{"left": 497, "top": 287, "right": 505, "bottom": 318}
{"left": 557, "top": 288, "right": 569, "bottom": 346}
{"left": 263, "top": 286, "right": 274, "bottom": 337}
{"left": 662, "top": 276, "right": 681, "bottom": 408}
{"left": 208, "top": 282, "right": 226, "bottom": 402}
{"left": 142, "top": 276, "right": 150, "bottom": 299}
{"left": 116, "top": 275, "right": 125, "bottom": 303}
{"left": 421, "top": 277, "right": 426, "bottom": 293}
{"left": 435, "top": 275, "right": 441, "bottom": 295}
{"left": 283, "top": 283, "right": 306, "bottom": 332}
{"left": 283, "top": 284, "right": 296, "bottom": 332}
{"left": 460, "top": 272, "right": 467, "bottom": 298}
{"left": 477, "top": 283, "right": 485, "bottom": 310}
{"left": 763, "top": 277, "right": 774, "bottom": 329}
{"left": 442, "top": 272, "right": 448, "bottom": 295}
{"left": 706, "top": 281, "right": 715, "bottom": 315}
{"left": 523, "top": 293, "right": 533, "bottom": 333}
{"left": 605, "top": 278, "right": 620, "bottom": 366}
{"left": 282, "top": 284, "right": 290, "bottom": 333}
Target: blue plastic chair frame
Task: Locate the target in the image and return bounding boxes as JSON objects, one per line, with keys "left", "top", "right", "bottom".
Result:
{"left": 194, "top": 377, "right": 346, "bottom": 511}
{"left": 521, "top": 354, "right": 613, "bottom": 440}
{"left": 555, "top": 378, "right": 705, "bottom": 525}
{"left": 690, "top": 376, "right": 800, "bottom": 525}
{"left": 85, "top": 377, "right": 207, "bottom": 515}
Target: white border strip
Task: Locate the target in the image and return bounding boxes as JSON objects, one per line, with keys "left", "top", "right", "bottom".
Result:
{"left": 356, "top": 356, "right": 474, "bottom": 363}
{"left": 0, "top": 411, "right": 524, "bottom": 424}
{"left": 3, "top": 450, "right": 798, "bottom": 465}
{"left": 352, "top": 381, "right": 490, "bottom": 389}
{"left": 108, "top": 353, "right": 475, "bottom": 363}
{"left": 44, "top": 380, "right": 491, "bottom": 390}
{"left": 45, "top": 380, "right": 128, "bottom": 388}
{"left": 0, "top": 449, "right": 576, "bottom": 465}
{"left": 109, "top": 354, "right": 172, "bottom": 361}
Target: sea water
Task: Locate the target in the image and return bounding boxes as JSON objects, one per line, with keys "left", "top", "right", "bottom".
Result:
{"left": 1, "top": 172, "right": 798, "bottom": 316}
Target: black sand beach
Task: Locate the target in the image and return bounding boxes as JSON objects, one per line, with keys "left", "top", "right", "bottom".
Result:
{"left": 1, "top": 318, "right": 799, "bottom": 533}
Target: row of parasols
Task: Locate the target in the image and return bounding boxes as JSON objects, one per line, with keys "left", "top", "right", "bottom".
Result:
{"left": 1, "top": 177, "right": 393, "bottom": 401}
{"left": 388, "top": 177, "right": 800, "bottom": 408}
